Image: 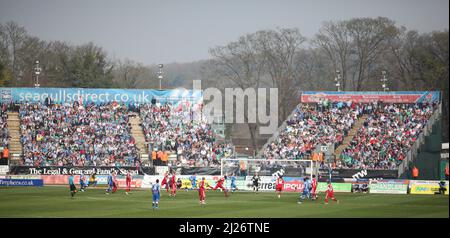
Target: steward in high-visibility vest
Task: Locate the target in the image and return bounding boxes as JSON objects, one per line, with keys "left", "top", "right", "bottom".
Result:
{"left": 1, "top": 147, "right": 9, "bottom": 160}
{"left": 412, "top": 166, "right": 419, "bottom": 180}
{"left": 445, "top": 164, "right": 449, "bottom": 180}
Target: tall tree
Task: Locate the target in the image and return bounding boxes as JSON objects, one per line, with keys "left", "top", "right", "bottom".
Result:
{"left": 255, "top": 28, "right": 306, "bottom": 122}
{"left": 313, "top": 21, "right": 352, "bottom": 90}
{"left": 15, "top": 36, "right": 47, "bottom": 87}
{"left": 112, "top": 59, "right": 157, "bottom": 88}
{"left": 61, "top": 42, "right": 114, "bottom": 88}
{"left": 0, "top": 24, "right": 10, "bottom": 65}
{"left": 209, "top": 33, "right": 266, "bottom": 153}
{"left": 346, "top": 17, "right": 399, "bottom": 91}
{"left": 40, "top": 41, "right": 71, "bottom": 87}
{"left": 3, "top": 21, "right": 27, "bottom": 86}
{"left": 294, "top": 47, "right": 335, "bottom": 91}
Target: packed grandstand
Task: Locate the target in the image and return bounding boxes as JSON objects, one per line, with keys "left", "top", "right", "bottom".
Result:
{"left": 261, "top": 100, "right": 438, "bottom": 170}
{"left": 0, "top": 89, "right": 442, "bottom": 177}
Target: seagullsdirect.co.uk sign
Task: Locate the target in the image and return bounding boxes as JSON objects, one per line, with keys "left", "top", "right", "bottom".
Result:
{"left": 0, "top": 87, "right": 202, "bottom": 104}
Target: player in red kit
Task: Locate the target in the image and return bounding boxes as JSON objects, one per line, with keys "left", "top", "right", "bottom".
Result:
{"left": 275, "top": 176, "right": 284, "bottom": 198}
{"left": 325, "top": 181, "right": 339, "bottom": 204}
{"left": 125, "top": 171, "right": 132, "bottom": 195}
{"left": 112, "top": 171, "right": 118, "bottom": 193}
{"left": 311, "top": 175, "right": 318, "bottom": 200}
{"left": 170, "top": 172, "right": 177, "bottom": 197}
{"left": 161, "top": 171, "right": 169, "bottom": 193}
{"left": 198, "top": 177, "right": 207, "bottom": 204}
{"left": 210, "top": 176, "right": 229, "bottom": 197}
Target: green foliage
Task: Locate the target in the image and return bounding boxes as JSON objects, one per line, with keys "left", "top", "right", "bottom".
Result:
{"left": 0, "top": 63, "right": 12, "bottom": 86}
{"left": 61, "top": 42, "right": 114, "bottom": 88}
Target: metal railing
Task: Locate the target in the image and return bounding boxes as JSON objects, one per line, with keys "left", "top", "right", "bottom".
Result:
{"left": 397, "top": 103, "right": 442, "bottom": 177}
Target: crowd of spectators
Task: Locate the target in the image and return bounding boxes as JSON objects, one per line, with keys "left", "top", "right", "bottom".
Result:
{"left": 338, "top": 102, "right": 437, "bottom": 169}
{"left": 262, "top": 100, "right": 437, "bottom": 170}
{"left": 261, "top": 101, "right": 362, "bottom": 161}
{"left": 19, "top": 101, "right": 139, "bottom": 166}
{"left": 1, "top": 103, "right": 9, "bottom": 160}
{"left": 140, "top": 101, "right": 233, "bottom": 167}
{"left": 8, "top": 96, "right": 438, "bottom": 171}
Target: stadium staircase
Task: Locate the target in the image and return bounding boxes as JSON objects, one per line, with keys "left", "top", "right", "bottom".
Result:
{"left": 7, "top": 112, "right": 22, "bottom": 163}
{"left": 129, "top": 113, "right": 148, "bottom": 161}
{"left": 334, "top": 114, "right": 368, "bottom": 160}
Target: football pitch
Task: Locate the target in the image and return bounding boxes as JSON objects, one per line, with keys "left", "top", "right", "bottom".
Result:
{"left": 0, "top": 186, "right": 448, "bottom": 218}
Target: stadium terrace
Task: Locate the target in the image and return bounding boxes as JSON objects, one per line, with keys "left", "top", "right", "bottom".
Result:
{"left": 0, "top": 89, "right": 443, "bottom": 171}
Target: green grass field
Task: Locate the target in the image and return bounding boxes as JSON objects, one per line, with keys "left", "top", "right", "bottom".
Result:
{"left": 0, "top": 186, "right": 448, "bottom": 218}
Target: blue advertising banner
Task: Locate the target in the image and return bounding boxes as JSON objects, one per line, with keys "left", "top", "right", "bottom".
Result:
{"left": 0, "top": 87, "right": 202, "bottom": 104}
{"left": 0, "top": 179, "right": 44, "bottom": 186}
{"left": 301, "top": 91, "right": 440, "bottom": 103}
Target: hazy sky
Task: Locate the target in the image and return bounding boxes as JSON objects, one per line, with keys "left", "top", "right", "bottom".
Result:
{"left": 0, "top": 0, "right": 448, "bottom": 65}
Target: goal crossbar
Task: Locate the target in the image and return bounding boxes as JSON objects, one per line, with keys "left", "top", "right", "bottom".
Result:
{"left": 220, "top": 158, "right": 317, "bottom": 178}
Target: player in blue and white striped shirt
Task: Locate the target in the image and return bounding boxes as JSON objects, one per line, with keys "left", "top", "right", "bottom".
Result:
{"left": 79, "top": 174, "right": 86, "bottom": 192}
{"left": 230, "top": 173, "right": 238, "bottom": 193}
{"left": 152, "top": 179, "right": 161, "bottom": 210}
{"left": 189, "top": 174, "right": 197, "bottom": 190}
{"left": 105, "top": 172, "right": 114, "bottom": 195}
{"left": 298, "top": 177, "right": 312, "bottom": 204}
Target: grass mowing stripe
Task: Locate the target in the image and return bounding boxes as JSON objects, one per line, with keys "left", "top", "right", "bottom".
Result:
{"left": 0, "top": 187, "right": 448, "bottom": 218}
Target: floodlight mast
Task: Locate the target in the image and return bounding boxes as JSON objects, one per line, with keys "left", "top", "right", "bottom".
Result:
{"left": 334, "top": 70, "right": 341, "bottom": 91}
{"left": 381, "top": 71, "right": 389, "bottom": 91}
{"left": 157, "top": 64, "right": 164, "bottom": 90}
{"left": 34, "top": 60, "right": 41, "bottom": 88}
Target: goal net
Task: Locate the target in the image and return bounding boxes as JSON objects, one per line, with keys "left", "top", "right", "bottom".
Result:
{"left": 220, "top": 158, "right": 317, "bottom": 178}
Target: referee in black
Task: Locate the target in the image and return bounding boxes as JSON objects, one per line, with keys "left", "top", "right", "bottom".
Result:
{"left": 252, "top": 172, "right": 261, "bottom": 194}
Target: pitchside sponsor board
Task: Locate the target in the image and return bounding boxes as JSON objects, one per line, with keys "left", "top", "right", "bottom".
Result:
{"left": 369, "top": 180, "right": 409, "bottom": 194}
{"left": 164, "top": 175, "right": 247, "bottom": 190}
{"left": 139, "top": 175, "right": 352, "bottom": 192}
{"left": 242, "top": 177, "right": 352, "bottom": 192}
{"left": 114, "top": 176, "right": 142, "bottom": 188}
{"left": 244, "top": 176, "right": 276, "bottom": 191}
{"left": 317, "top": 182, "right": 352, "bottom": 193}
{"left": 37, "top": 174, "right": 143, "bottom": 187}
{"left": 301, "top": 91, "right": 440, "bottom": 103}
{"left": 243, "top": 176, "right": 307, "bottom": 192}
{"left": 142, "top": 175, "right": 306, "bottom": 191}
{"left": 141, "top": 175, "right": 220, "bottom": 189}
{"left": 0, "top": 165, "right": 8, "bottom": 174}
{"left": 0, "top": 179, "right": 44, "bottom": 186}
{"left": 0, "top": 175, "right": 41, "bottom": 180}
{"left": 409, "top": 180, "right": 449, "bottom": 195}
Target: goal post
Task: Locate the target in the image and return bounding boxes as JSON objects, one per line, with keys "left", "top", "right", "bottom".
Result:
{"left": 220, "top": 158, "right": 318, "bottom": 179}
